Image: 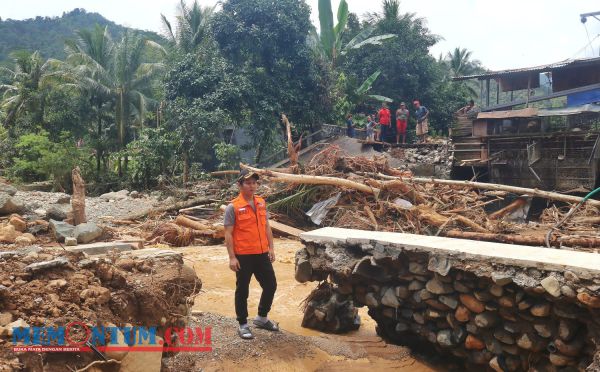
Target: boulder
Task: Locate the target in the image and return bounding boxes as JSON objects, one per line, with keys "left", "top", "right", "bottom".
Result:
{"left": 100, "top": 189, "right": 129, "bottom": 201}
{"left": 8, "top": 215, "right": 26, "bottom": 232}
{"left": 0, "top": 193, "right": 23, "bottom": 215}
{"left": 425, "top": 277, "right": 453, "bottom": 295}
{"left": 540, "top": 276, "right": 561, "bottom": 297}
{"left": 46, "top": 205, "right": 67, "bottom": 221}
{"left": 465, "top": 334, "right": 485, "bottom": 350}
{"left": 73, "top": 222, "right": 103, "bottom": 244}
{"left": 0, "top": 184, "right": 17, "bottom": 196}
{"left": 459, "top": 294, "right": 485, "bottom": 313}
{"left": 0, "top": 224, "right": 18, "bottom": 243}
{"left": 49, "top": 219, "right": 75, "bottom": 242}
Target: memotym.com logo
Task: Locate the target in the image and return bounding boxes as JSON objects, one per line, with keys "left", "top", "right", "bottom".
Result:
{"left": 12, "top": 322, "right": 212, "bottom": 353}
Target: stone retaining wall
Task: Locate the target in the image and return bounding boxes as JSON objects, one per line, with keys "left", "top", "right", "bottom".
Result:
{"left": 296, "top": 228, "right": 600, "bottom": 371}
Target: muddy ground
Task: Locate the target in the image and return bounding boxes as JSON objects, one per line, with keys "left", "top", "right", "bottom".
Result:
{"left": 162, "top": 239, "right": 444, "bottom": 371}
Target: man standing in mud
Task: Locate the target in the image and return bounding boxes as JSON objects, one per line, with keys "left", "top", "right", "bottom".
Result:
{"left": 224, "top": 169, "right": 279, "bottom": 339}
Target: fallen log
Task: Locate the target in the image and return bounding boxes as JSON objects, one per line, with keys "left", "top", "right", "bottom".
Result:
{"left": 125, "top": 196, "right": 217, "bottom": 220}
{"left": 572, "top": 216, "right": 600, "bottom": 225}
{"left": 175, "top": 215, "right": 224, "bottom": 239}
{"left": 414, "top": 205, "right": 489, "bottom": 233}
{"left": 269, "top": 220, "right": 304, "bottom": 238}
{"left": 242, "top": 164, "right": 380, "bottom": 197}
{"left": 364, "top": 206, "right": 378, "bottom": 231}
{"left": 368, "top": 179, "right": 426, "bottom": 204}
{"left": 489, "top": 198, "right": 528, "bottom": 220}
{"left": 443, "top": 229, "right": 600, "bottom": 248}
{"left": 378, "top": 173, "right": 600, "bottom": 208}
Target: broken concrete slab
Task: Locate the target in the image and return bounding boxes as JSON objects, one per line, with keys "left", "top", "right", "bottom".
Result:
{"left": 125, "top": 248, "right": 182, "bottom": 260}
{"left": 301, "top": 227, "right": 600, "bottom": 279}
{"left": 66, "top": 242, "right": 134, "bottom": 255}
{"left": 49, "top": 219, "right": 74, "bottom": 242}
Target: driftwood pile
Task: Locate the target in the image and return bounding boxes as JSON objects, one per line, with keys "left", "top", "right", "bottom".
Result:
{"left": 243, "top": 144, "right": 600, "bottom": 249}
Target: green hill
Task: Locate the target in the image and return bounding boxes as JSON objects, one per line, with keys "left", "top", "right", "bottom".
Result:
{"left": 0, "top": 8, "right": 164, "bottom": 64}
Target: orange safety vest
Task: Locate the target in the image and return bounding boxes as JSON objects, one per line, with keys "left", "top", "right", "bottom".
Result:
{"left": 231, "top": 193, "right": 269, "bottom": 255}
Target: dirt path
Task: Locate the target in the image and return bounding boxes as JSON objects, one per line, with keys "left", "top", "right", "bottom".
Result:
{"left": 168, "top": 238, "right": 442, "bottom": 371}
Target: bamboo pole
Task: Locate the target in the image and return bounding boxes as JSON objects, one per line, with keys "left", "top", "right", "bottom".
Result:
{"left": 242, "top": 164, "right": 380, "bottom": 197}
{"left": 377, "top": 173, "right": 600, "bottom": 208}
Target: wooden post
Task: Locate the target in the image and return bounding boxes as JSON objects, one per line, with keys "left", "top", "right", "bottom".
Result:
{"left": 496, "top": 79, "right": 500, "bottom": 104}
{"left": 525, "top": 74, "right": 532, "bottom": 108}
{"left": 486, "top": 79, "right": 490, "bottom": 107}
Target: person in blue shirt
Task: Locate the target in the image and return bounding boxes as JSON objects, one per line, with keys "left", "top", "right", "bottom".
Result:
{"left": 346, "top": 114, "right": 355, "bottom": 138}
{"left": 413, "top": 100, "right": 429, "bottom": 144}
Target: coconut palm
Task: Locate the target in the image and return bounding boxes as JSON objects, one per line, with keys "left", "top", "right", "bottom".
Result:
{"left": 446, "top": 47, "right": 477, "bottom": 77}
{"left": 64, "top": 26, "right": 166, "bottom": 174}
{"left": 0, "top": 51, "right": 58, "bottom": 131}
{"left": 161, "top": 0, "right": 216, "bottom": 53}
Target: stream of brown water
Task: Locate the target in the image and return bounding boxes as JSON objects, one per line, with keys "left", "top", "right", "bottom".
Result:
{"left": 181, "top": 239, "right": 442, "bottom": 371}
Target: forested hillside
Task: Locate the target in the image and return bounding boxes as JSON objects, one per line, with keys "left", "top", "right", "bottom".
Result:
{"left": 0, "top": 8, "right": 163, "bottom": 64}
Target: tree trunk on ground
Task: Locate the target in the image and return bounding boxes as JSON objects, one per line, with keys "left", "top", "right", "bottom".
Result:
{"left": 71, "top": 166, "right": 86, "bottom": 225}
{"left": 443, "top": 229, "right": 600, "bottom": 248}
{"left": 242, "top": 164, "right": 380, "bottom": 196}
{"left": 489, "top": 198, "right": 528, "bottom": 220}
{"left": 125, "top": 196, "right": 216, "bottom": 220}
{"left": 379, "top": 174, "right": 600, "bottom": 208}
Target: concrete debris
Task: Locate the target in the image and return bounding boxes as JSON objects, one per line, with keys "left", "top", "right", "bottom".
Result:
{"left": 49, "top": 219, "right": 75, "bottom": 242}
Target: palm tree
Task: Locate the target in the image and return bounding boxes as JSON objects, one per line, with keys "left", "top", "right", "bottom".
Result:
{"left": 446, "top": 47, "right": 477, "bottom": 77}
{"left": 444, "top": 47, "right": 482, "bottom": 97}
{"left": 63, "top": 25, "right": 114, "bottom": 173}
{"left": 64, "top": 27, "right": 165, "bottom": 175}
{"left": 161, "top": 0, "right": 215, "bottom": 53}
{"left": 0, "top": 51, "right": 58, "bottom": 132}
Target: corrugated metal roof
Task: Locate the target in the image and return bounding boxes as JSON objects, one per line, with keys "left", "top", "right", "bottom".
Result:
{"left": 452, "top": 56, "right": 600, "bottom": 81}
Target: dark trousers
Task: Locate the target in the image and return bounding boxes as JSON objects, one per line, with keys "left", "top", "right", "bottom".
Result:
{"left": 380, "top": 124, "right": 390, "bottom": 142}
{"left": 235, "top": 253, "right": 277, "bottom": 325}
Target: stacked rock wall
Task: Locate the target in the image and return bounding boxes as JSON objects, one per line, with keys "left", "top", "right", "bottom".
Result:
{"left": 296, "top": 229, "right": 600, "bottom": 371}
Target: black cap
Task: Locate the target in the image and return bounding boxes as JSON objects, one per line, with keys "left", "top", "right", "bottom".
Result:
{"left": 237, "top": 169, "right": 260, "bottom": 182}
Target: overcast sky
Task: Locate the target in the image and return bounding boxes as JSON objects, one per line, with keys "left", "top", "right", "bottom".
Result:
{"left": 3, "top": 0, "right": 600, "bottom": 70}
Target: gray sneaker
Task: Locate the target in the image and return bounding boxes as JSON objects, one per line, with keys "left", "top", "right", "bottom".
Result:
{"left": 238, "top": 325, "right": 254, "bottom": 339}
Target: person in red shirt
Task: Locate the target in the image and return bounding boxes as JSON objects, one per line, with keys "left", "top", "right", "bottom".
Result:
{"left": 377, "top": 103, "right": 391, "bottom": 143}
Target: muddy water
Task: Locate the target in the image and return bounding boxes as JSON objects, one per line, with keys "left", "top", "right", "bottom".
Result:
{"left": 180, "top": 238, "right": 441, "bottom": 371}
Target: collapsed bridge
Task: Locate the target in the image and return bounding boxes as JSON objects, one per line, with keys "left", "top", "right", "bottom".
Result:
{"left": 296, "top": 227, "right": 600, "bottom": 371}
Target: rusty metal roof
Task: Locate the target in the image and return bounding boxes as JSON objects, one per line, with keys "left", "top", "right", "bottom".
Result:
{"left": 452, "top": 56, "right": 600, "bottom": 81}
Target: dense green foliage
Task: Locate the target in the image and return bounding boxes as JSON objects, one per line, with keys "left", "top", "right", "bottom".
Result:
{"left": 0, "top": 0, "right": 488, "bottom": 191}
{"left": 0, "top": 9, "right": 164, "bottom": 65}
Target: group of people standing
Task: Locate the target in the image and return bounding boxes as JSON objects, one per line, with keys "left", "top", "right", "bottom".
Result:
{"left": 346, "top": 100, "right": 430, "bottom": 144}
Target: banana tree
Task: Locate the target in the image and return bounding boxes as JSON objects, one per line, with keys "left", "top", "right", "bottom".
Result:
{"left": 315, "top": 0, "right": 396, "bottom": 66}
{"left": 354, "top": 70, "right": 393, "bottom": 104}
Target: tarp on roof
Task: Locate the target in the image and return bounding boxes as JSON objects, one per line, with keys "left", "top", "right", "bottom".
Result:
{"left": 538, "top": 104, "right": 600, "bottom": 116}
{"left": 477, "top": 108, "right": 538, "bottom": 119}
